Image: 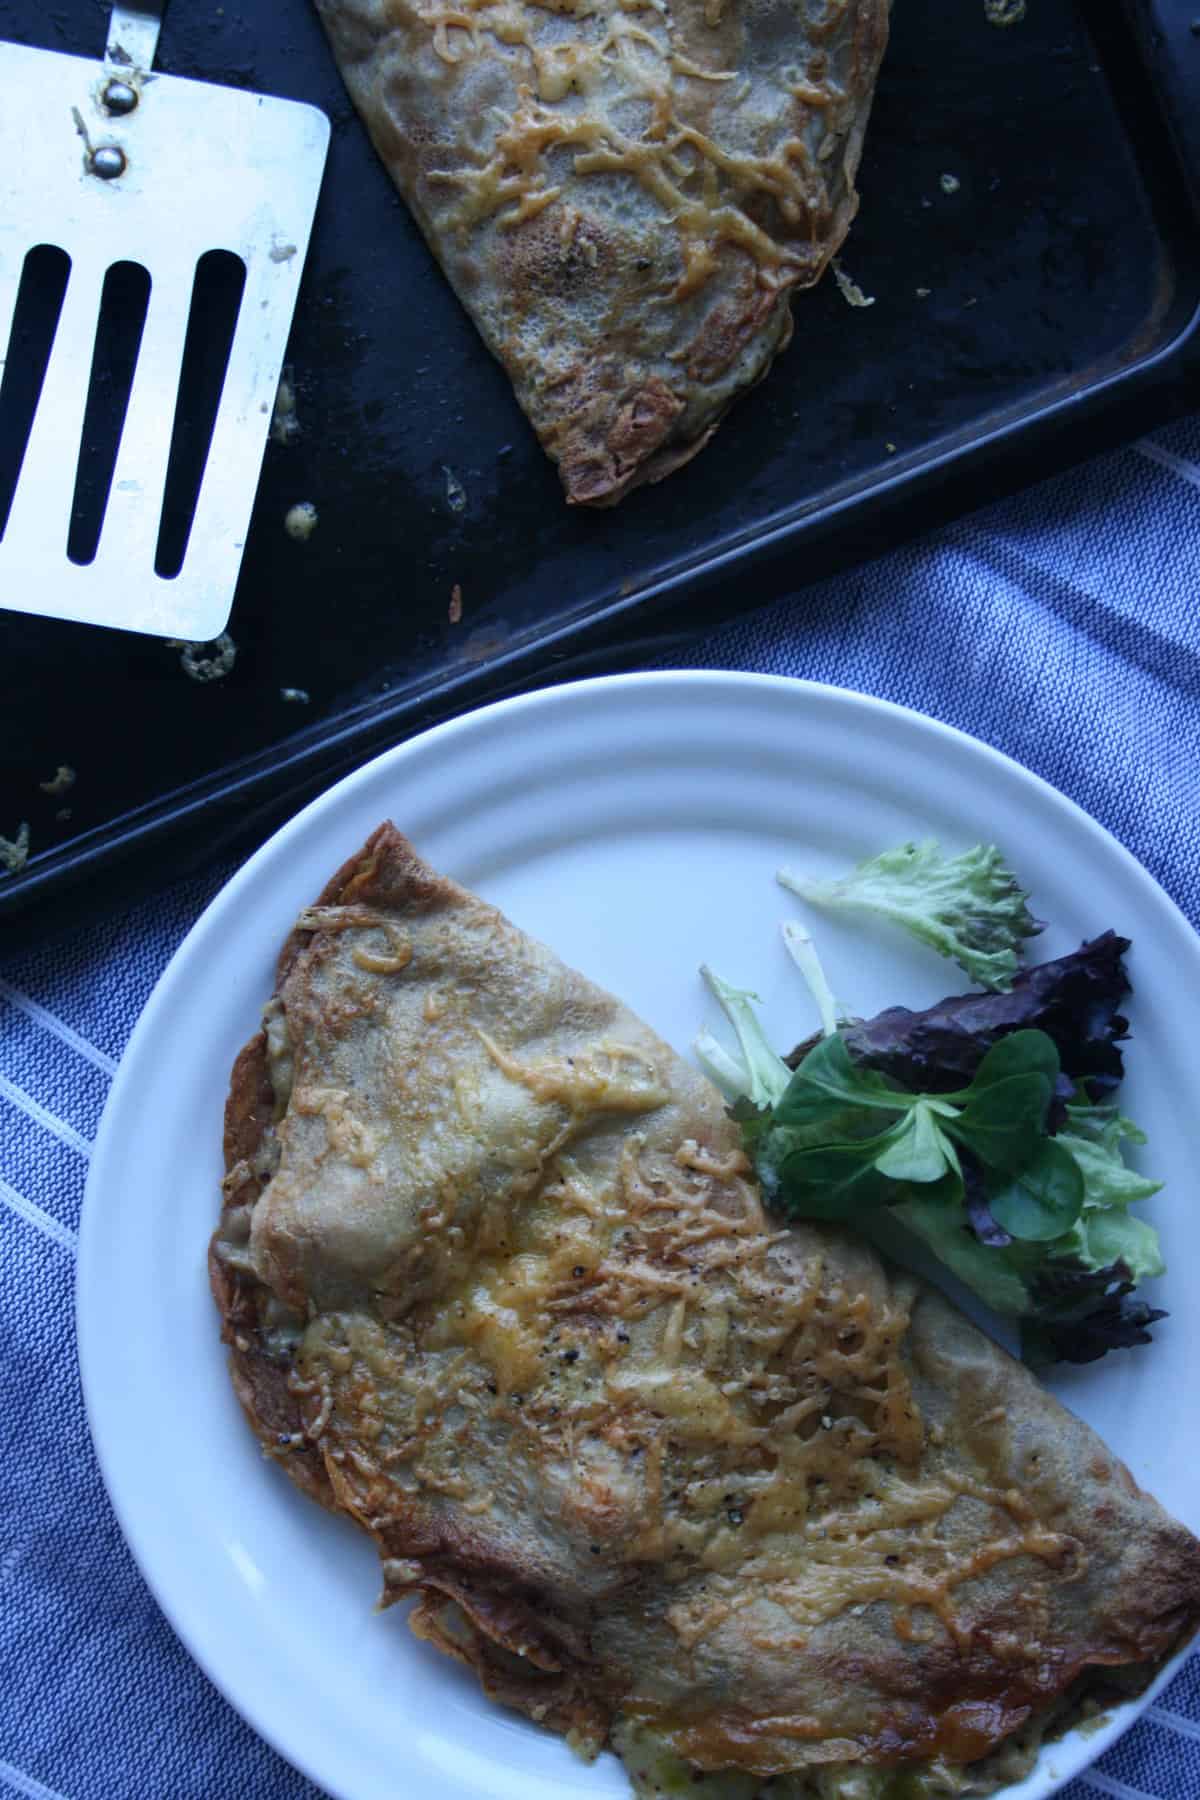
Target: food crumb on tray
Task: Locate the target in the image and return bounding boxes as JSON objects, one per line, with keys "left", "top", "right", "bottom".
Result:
{"left": 0, "top": 822, "right": 31, "bottom": 875}
{"left": 284, "top": 501, "right": 319, "bottom": 541}
{"left": 38, "top": 764, "right": 75, "bottom": 797}
{"left": 832, "top": 259, "right": 875, "bottom": 308}
{"left": 169, "top": 633, "right": 237, "bottom": 683}
{"left": 271, "top": 368, "right": 301, "bottom": 445}
{"left": 443, "top": 466, "right": 467, "bottom": 513}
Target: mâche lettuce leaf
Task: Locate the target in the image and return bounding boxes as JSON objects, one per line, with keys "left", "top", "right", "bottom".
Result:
{"left": 779, "top": 840, "right": 1042, "bottom": 991}
{"left": 747, "top": 1026, "right": 1087, "bottom": 1246}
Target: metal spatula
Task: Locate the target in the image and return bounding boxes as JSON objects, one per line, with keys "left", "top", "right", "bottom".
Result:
{"left": 0, "top": 3, "right": 328, "bottom": 639}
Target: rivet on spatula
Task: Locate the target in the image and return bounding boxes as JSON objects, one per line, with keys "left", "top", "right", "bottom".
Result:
{"left": 89, "top": 144, "right": 128, "bottom": 179}
{"left": 102, "top": 79, "right": 139, "bottom": 115}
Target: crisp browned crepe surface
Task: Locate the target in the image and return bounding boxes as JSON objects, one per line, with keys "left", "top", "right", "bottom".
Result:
{"left": 312, "top": 0, "right": 890, "bottom": 504}
{"left": 211, "top": 824, "right": 1200, "bottom": 1792}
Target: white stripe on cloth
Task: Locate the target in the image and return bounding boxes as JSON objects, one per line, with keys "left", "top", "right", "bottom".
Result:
{"left": 1134, "top": 439, "right": 1200, "bottom": 492}
{"left": 0, "top": 978, "right": 119, "bottom": 1077}
{"left": 1083, "top": 1771, "right": 1161, "bottom": 1800}
{"left": 0, "top": 1175, "right": 77, "bottom": 1254}
{"left": 0, "top": 1756, "right": 72, "bottom": 1800}
{"left": 0, "top": 1073, "right": 93, "bottom": 1159}
{"left": 1146, "top": 1703, "right": 1200, "bottom": 1743}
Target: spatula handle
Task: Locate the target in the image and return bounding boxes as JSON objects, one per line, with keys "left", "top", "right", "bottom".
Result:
{"left": 105, "top": 2, "right": 164, "bottom": 74}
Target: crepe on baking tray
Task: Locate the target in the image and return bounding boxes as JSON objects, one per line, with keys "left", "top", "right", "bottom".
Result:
{"left": 211, "top": 825, "right": 1200, "bottom": 1797}
{"left": 311, "top": 0, "right": 890, "bottom": 505}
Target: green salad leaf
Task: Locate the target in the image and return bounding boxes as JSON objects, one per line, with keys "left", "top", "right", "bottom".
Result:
{"left": 697, "top": 913, "right": 1165, "bottom": 1363}
{"left": 947, "top": 1063, "right": 1056, "bottom": 1172}
{"left": 696, "top": 968, "right": 791, "bottom": 1111}
{"left": 753, "top": 1024, "right": 1080, "bottom": 1244}
{"left": 772, "top": 1030, "right": 908, "bottom": 1124}
{"left": 872, "top": 1102, "right": 958, "bottom": 1185}
{"left": 1056, "top": 1102, "right": 1162, "bottom": 1211}
{"left": 778, "top": 839, "right": 1042, "bottom": 991}
{"left": 985, "top": 1139, "right": 1084, "bottom": 1241}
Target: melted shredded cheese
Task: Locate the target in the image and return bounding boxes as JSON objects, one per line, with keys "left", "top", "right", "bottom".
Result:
{"left": 413, "top": 0, "right": 858, "bottom": 299}
{"left": 278, "top": 1096, "right": 1082, "bottom": 1785}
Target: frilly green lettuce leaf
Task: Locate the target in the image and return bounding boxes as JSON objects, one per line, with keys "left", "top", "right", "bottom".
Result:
{"left": 779, "top": 839, "right": 1041, "bottom": 991}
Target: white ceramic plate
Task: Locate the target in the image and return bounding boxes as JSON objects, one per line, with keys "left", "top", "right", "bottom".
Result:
{"left": 78, "top": 673, "right": 1200, "bottom": 1800}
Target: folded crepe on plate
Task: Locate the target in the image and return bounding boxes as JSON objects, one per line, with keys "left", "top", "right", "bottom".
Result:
{"left": 312, "top": 0, "right": 890, "bottom": 505}
{"left": 211, "top": 824, "right": 1200, "bottom": 1799}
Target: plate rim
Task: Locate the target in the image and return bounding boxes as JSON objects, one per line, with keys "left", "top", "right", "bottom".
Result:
{"left": 76, "top": 669, "right": 1199, "bottom": 1800}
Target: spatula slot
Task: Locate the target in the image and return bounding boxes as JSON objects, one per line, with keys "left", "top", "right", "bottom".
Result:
{"left": 154, "top": 249, "right": 247, "bottom": 581}
{"left": 66, "top": 260, "right": 152, "bottom": 568}
{"left": 0, "top": 244, "right": 71, "bottom": 542}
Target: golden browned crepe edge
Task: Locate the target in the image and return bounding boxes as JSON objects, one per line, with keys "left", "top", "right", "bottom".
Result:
{"left": 210, "top": 822, "right": 1200, "bottom": 1776}
{"left": 211, "top": 824, "right": 621, "bottom": 1741}
{"left": 210, "top": 830, "right": 437, "bottom": 1510}
{"left": 561, "top": 0, "right": 892, "bottom": 506}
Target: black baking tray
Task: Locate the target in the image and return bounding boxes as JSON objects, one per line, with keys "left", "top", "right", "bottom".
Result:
{"left": 2, "top": 0, "right": 1199, "bottom": 944}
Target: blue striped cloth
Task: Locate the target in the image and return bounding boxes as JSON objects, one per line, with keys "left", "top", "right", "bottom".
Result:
{"left": 3, "top": 418, "right": 1199, "bottom": 1800}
